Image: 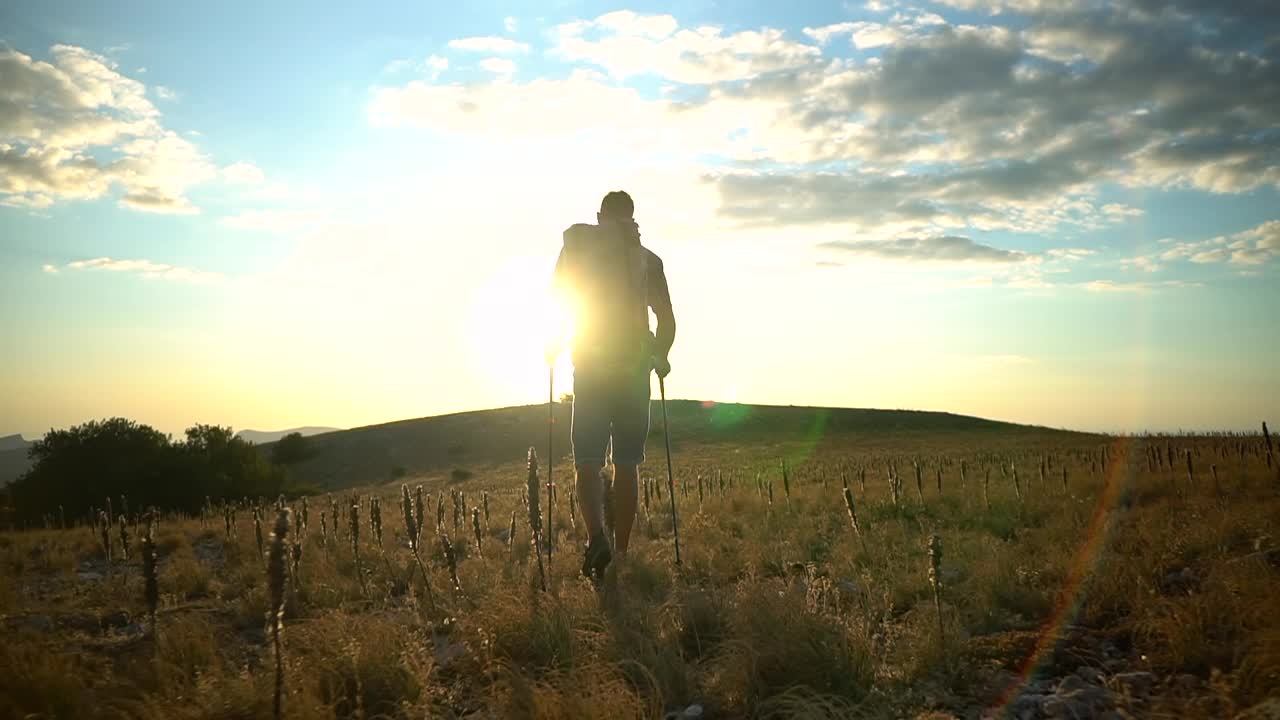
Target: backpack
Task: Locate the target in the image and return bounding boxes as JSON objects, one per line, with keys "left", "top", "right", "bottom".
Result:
{"left": 558, "top": 223, "right": 652, "bottom": 371}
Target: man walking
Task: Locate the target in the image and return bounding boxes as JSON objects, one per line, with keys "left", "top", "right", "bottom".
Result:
{"left": 549, "top": 190, "right": 675, "bottom": 580}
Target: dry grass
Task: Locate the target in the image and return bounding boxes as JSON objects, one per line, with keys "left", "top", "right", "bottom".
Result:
{"left": 0, "top": 431, "right": 1277, "bottom": 718}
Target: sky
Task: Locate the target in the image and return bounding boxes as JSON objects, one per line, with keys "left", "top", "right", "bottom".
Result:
{"left": 1, "top": 0, "right": 1278, "bottom": 439}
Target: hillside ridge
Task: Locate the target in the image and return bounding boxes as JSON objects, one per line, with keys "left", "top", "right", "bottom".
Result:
{"left": 268, "top": 400, "right": 1091, "bottom": 490}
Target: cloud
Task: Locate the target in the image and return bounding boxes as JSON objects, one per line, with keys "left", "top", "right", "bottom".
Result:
{"left": 554, "top": 12, "right": 818, "bottom": 83}
{"left": 222, "top": 161, "right": 265, "bottom": 185}
{"left": 221, "top": 209, "right": 323, "bottom": 233}
{"left": 447, "top": 36, "right": 529, "bottom": 53}
{"left": 1078, "top": 279, "right": 1202, "bottom": 292}
{"left": 821, "top": 235, "right": 1030, "bottom": 263}
{"left": 370, "top": 7, "right": 1279, "bottom": 252}
{"left": 41, "top": 263, "right": 58, "bottom": 274}
{"left": 0, "top": 45, "right": 214, "bottom": 212}
{"left": 51, "top": 256, "right": 224, "bottom": 283}
{"left": 1120, "top": 255, "right": 1161, "bottom": 273}
{"left": 1046, "top": 248, "right": 1096, "bottom": 261}
{"left": 1155, "top": 220, "right": 1280, "bottom": 267}
{"left": 504, "top": 17, "right": 518, "bottom": 33}
{"left": 479, "top": 57, "right": 517, "bottom": 75}
{"left": 804, "top": 11, "right": 944, "bottom": 49}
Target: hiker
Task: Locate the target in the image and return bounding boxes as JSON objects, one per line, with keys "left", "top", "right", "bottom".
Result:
{"left": 548, "top": 190, "right": 675, "bottom": 580}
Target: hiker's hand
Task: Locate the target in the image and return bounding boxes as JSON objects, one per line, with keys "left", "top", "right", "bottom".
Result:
{"left": 653, "top": 355, "right": 671, "bottom": 379}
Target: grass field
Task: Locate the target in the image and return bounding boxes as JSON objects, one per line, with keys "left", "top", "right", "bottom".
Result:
{"left": 2, "top": 413, "right": 1278, "bottom": 719}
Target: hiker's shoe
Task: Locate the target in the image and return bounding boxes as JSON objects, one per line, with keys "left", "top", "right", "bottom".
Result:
{"left": 581, "top": 532, "right": 612, "bottom": 580}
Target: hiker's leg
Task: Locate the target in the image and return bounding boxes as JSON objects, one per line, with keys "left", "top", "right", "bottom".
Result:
{"left": 576, "top": 462, "right": 606, "bottom": 536}
{"left": 609, "top": 369, "right": 651, "bottom": 555}
{"left": 613, "top": 464, "right": 639, "bottom": 554}
{"left": 571, "top": 371, "right": 610, "bottom": 538}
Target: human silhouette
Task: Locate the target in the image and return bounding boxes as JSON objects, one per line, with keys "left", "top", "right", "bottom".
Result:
{"left": 549, "top": 190, "right": 675, "bottom": 579}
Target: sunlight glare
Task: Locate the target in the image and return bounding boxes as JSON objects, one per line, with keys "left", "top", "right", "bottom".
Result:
{"left": 467, "top": 255, "right": 577, "bottom": 401}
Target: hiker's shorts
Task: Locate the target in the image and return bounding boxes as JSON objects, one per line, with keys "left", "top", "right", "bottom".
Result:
{"left": 571, "top": 367, "right": 651, "bottom": 467}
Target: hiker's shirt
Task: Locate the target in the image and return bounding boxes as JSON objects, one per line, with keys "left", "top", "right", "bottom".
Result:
{"left": 553, "top": 223, "right": 673, "bottom": 380}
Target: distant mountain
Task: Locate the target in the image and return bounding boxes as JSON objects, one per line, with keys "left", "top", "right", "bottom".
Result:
{"left": 0, "top": 435, "right": 33, "bottom": 485}
{"left": 236, "top": 427, "right": 342, "bottom": 445}
{"left": 0, "top": 434, "right": 29, "bottom": 453}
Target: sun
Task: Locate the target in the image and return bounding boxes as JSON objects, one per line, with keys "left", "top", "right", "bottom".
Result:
{"left": 467, "top": 255, "right": 577, "bottom": 400}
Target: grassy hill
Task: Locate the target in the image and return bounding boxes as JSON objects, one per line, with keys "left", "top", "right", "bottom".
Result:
{"left": 269, "top": 400, "right": 1093, "bottom": 490}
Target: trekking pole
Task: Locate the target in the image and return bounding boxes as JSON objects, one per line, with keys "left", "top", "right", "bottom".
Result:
{"left": 659, "top": 375, "right": 681, "bottom": 566}
{"left": 547, "top": 365, "right": 554, "bottom": 562}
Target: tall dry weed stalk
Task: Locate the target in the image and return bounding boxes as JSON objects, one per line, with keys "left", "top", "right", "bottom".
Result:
{"left": 400, "top": 485, "right": 436, "bottom": 608}
{"left": 781, "top": 459, "right": 792, "bottom": 509}
{"left": 401, "top": 485, "right": 417, "bottom": 550}
{"left": 142, "top": 510, "right": 158, "bottom": 635}
{"left": 472, "top": 507, "right": 483, "bottom": 558}
{"left": 414, "top": 485, "right": 426, "bottom": 547}
{"left": 371, "top": 497, "right": 383, "bottom": 548}
{"left": 117, "top": 515, "right": 129, "bottom": 561}
{"left": 1010, "top": 462, "right": 1023, "bottom": 505}
{"left": 266, "top": 508, "right": 291, "bottom": 720}
{"left": 99, "top": 510, "right": 111, "bottom": 562}
{"left": 526, "top": 447, "right": 548, "bottom": 591}
{"left": 254, "top": 507, "right": 265, "bottom": 559}
{"left": 927, "top": 534, "right": 944, "bottom": 644}
{"left": 441, "top": 533, "right": 463, "bottom": 593}
{"left": 914, "top": 461, "right": 925, "bottom": 504}
{"left": 1263, "top": 421, "right": 1274, "bottom": 470}
{"left": 842, "top": 481, "right": 868, "bottom": 554}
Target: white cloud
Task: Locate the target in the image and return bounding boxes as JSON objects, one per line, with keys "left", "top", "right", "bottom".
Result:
{"left": 1155, "top": 220, "right": 1280, "bottom": 267}
{"left": 154, "top": 85, "right": 178, "bottom": 101}
{"left": 447, "top": 36, "right": 529, "bottom": 53}
{"left": 222, "top": 161, "right": 265, "bottom": 185}
{"left": 42, "top": 263, "right": 58, "bottom": 273}
{"left": 53, "top": 256, "right": 224, "bottom": 283}
{"left": 369, "top": 7, "right": 1280, "bottom": 262}
{"left": 0, "top": 45, "right": 214, "bottom": 212}
{"left": 593, "top": 10, "right": 679, "bottom": 39}
{"left": 1120, "top": 255, "right": 1161, "bottom": 273}
{"left": 1079, "top": 279, "right": 1201, "bottom": 292}
{"left": 479, "top": 57, "right": 517, "bottom": 75}
{"left": 504, "top": 16, "right": 518, "bottom": 33}
{"left": 1189, "top": 248, "right": 1229, "bottom": 263}
{"left": 821, "top": 235, "right": 1031, "bottom": 263}
{"left": 1046, "top": 247, "right": 1095, "bottom": 260}
{"left": 555, "top": 12, "right": 819, "bottom": 83}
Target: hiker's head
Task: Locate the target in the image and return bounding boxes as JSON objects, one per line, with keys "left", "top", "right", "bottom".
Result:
{"left": 598, "top": 190, "right": 640, "bottom": 243}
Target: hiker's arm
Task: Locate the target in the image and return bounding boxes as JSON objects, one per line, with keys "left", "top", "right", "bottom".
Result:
{"left": 650, "top": 257, "right": 676, "bottom": 360}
